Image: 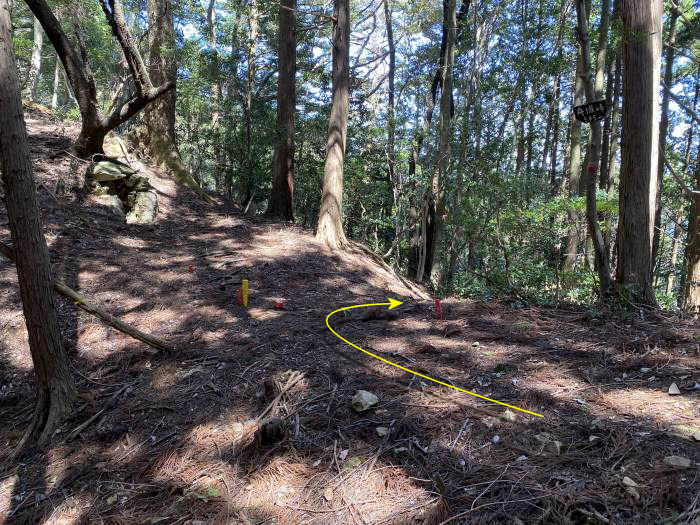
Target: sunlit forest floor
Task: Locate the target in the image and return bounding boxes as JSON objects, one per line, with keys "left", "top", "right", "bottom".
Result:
{"left": 1, "top": 108, "right": 699, "bottom": 524}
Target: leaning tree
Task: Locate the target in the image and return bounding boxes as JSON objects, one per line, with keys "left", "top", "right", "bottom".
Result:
{"left": 24, "top": 0, "right": 174, "bottom": 157}
{"left": 0, "top": 0, "right": 76, "bottom": 451}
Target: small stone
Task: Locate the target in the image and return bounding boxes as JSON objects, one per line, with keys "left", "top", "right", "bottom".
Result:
{"left": 338, "top": 449, "right": 348, "bottom": 461}
{"left": 106, "top": 494, "right": 118, "bottom": 505}
{"left": 663, "top": 455, "right": 691, "bottom": 469}
{"left": 516, "top": 455, "right": 528, "bottom": 461}
{"left": 622, "top": 476, "right": 638, "bottom": 488}
{"left": 640, "top": 367, "right": 651, "bottom": 373}
{"left": 668, "top": 383, "right": 681, "bottom": 395}
{"left": 625, "top": 486, "right": 640, "bottom": 500}
{"left": 352, "top": 390, "right": 379, "bottom": 412}
{"left": 491, "top": 435, "right": 501, "bottom": 444}
{"left": 471, "top": 341, "right": 480, "bottom": 348}
{"left": 693, "top": 432, "right": 700, "bottom": 442}
{"left": 376, "top": 426, "right": 390, "bottom": 437}
{"left": 458, "top": 458, "right": 466, "bottom": 466}
{"left": 323, "top": 487, "right": 333, "bottom": 501}
{"left": 502, "top": 409, "right": 517, "bottom": 422}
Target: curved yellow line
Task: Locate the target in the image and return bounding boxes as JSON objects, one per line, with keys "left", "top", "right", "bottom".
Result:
{"left": 325, "top": 303, "right": 544, "bottom": 418}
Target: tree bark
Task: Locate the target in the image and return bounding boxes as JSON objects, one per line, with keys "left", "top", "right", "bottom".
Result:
{"left": 616, "top": 0, "right": 662, "bottom": 305}
{"left": 0, "top": 0, "right": 76, "bottom": 451}
{"left": 316, "top": 0, "right": 350, "bottom": 249}
{"left": 651, "top": 7, "right": 679, "bottom": 271}
{"left": 266, "top": 0, "right": 296, "bottom": 220}
{"left": 24, "top": 16, "right": 43, "bottom": 101}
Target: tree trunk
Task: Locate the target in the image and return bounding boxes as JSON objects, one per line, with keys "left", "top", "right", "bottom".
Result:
{"left": 266, "top": 0, "right": 296, "bottom": 220}
{"left": 428, "top": 0, "right": 457, "bottom": 288}
{"left": 244, "top": 0, "right": 259, "bottom": 204}
{"left": 51, "top": 52, "right": 60, "bottom": 108}
{"left": 144, "top": 0, "right": 176, "bottom": 150}
{"left": 384, "top": 0, "right": 400, "bottom": 262}
{"left": 616, "top": 0, "right": 662, "bottom": 305}
{"left": 0, "top": 0, "right": 76, "bottom": 451}
{"left": 665, "top": 214, "right": 682, "bottom": 296}
{"left": 684, "top": 157, "right": 700, "bottom": 313}
{"left": 24, "top": 16, "right": 43, "bottom": 101}
{"left": 564, "top": 46, "right": 586, "bottom": 272}
{"left": 651, "top": 7, "right": 679, "bottom": 271}
{"left": 207, "top": 0, "right": 220, "bottom": 126}
{"left": 406, "top": 0, "right": 470, "bottom": 278}
{"left": 575, "top": 0, "right": 613, "bottom": 298}
{"left": 316, "top": 0, "right": 350, "bottom": 249}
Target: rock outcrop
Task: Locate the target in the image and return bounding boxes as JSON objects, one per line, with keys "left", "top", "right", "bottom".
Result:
{"left": 86, "top": 157, "right": 158, "bottom": 224}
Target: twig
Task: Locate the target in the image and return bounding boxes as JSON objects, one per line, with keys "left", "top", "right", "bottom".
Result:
{"left": 66, "top": 383, "right": 131, "bottom": 441}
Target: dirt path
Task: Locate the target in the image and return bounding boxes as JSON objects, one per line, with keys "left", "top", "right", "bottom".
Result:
{"left": 0, "top": 110, "right": 698, "bottom": 524}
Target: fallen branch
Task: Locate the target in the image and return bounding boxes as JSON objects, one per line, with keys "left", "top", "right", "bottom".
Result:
{"left": 0, "top": 241, "right": 172, "bottom": 352}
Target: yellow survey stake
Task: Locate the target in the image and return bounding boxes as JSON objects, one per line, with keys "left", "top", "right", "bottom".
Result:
{"left": 325, "top": 298, "right": 544, "bottom": 418}
{"left": 242, "top": 279, "right": 249, "bottom": 307}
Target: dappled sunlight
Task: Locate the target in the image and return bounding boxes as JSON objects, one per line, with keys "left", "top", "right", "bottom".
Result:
{"left": 600, "top": 387, "right": 700, "bottom": 429}
{"left": 0, "top": 474, "right": 16, "bottom": 519}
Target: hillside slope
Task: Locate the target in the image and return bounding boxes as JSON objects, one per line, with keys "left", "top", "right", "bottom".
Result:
{"left": 0, "top": 109, "right": 698, "bottom": 524}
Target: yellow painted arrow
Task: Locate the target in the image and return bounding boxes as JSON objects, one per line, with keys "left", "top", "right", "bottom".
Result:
{"left": 325, "top": 298, "right": 544, "bottom": 418}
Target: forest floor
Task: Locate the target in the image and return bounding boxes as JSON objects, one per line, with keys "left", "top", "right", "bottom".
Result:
{"left": 0, "top": 107, "right": 699, "bottom": 525}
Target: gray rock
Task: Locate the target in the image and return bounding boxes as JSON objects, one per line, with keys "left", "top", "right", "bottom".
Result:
{"left": 663, "top": 455, "right": 691, "bottom": 469}
{"left": 89, "top": 160, "right": 137, "bottom": 182}
{"left": 502, "top": 409, "right": 517, "bottom": 422}
{"left": 375, "top": 426, "right": 390, "bottom": 437}
{"left": 668, "top": 383, "right": 681, "bottom": 395}
{"left": 126, "top": 190, "right": 158, "bottom": 224}
{"left": 124, "top": 174, "right": 152, "bottom": 191}
{"left": 94, "top": 194, "right": 125, "bottom": 218}
{"left": 351, "top": 390, "right": 378, "bottom": 412}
